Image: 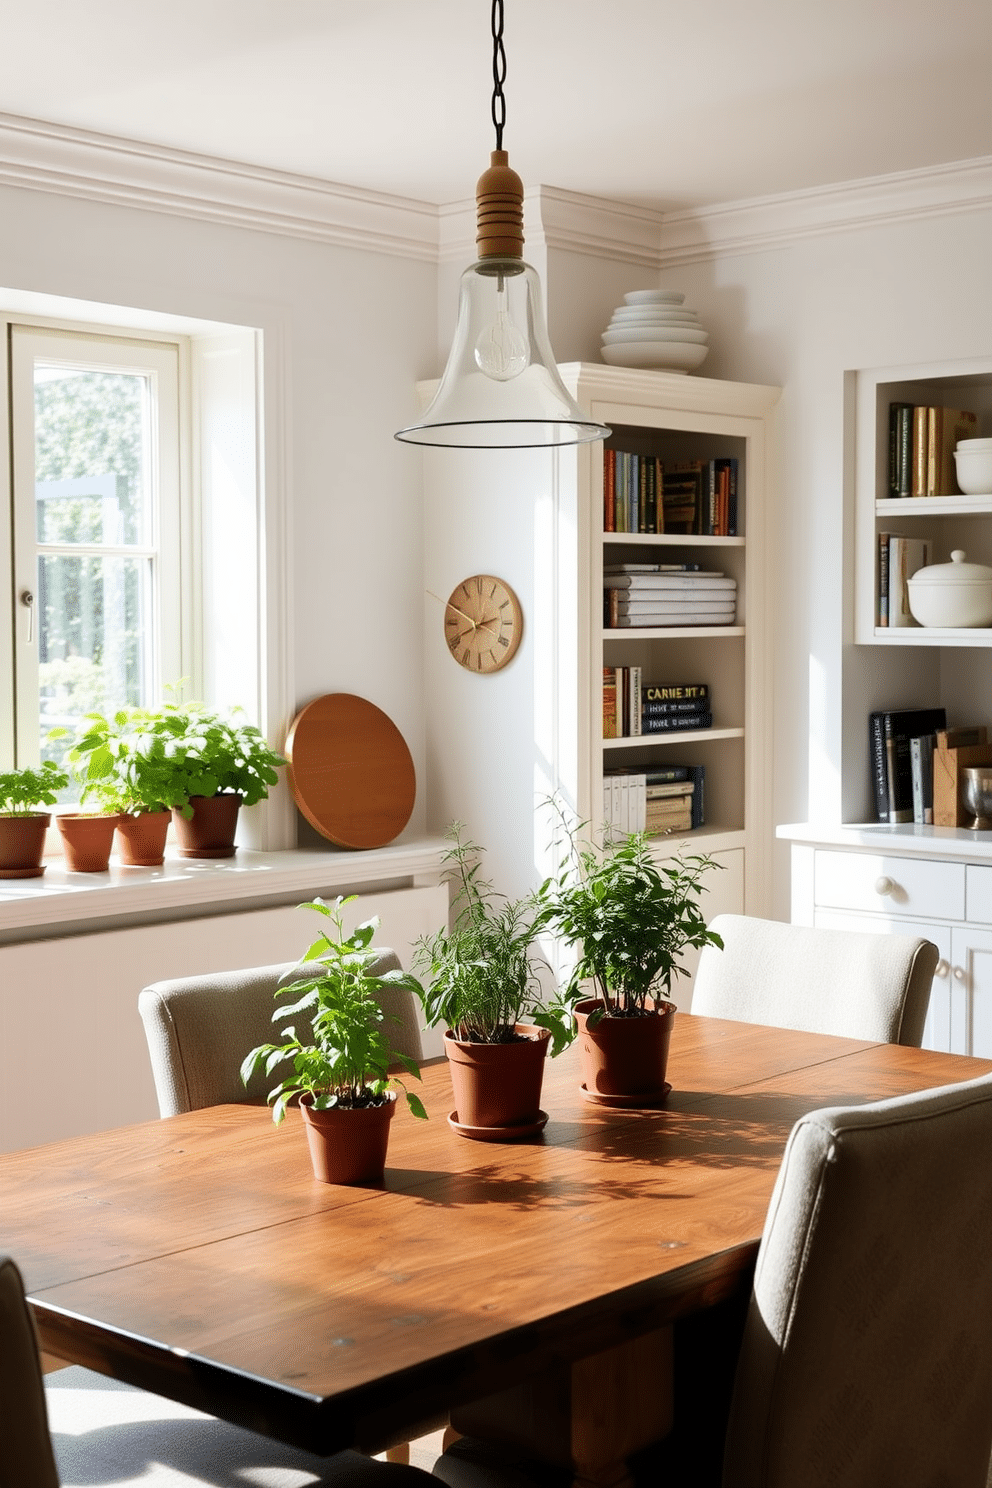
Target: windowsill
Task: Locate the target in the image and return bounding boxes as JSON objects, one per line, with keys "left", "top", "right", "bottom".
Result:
{"left": 0, "top": 836, "right": 450, "bottom": 945}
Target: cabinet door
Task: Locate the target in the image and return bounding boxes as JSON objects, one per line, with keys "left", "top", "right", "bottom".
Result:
{"left": 949, "top": 925, "right": 992, "bottom": 1058}
{"left": 813, "top": 908, "right": 953, "bottom": 1053}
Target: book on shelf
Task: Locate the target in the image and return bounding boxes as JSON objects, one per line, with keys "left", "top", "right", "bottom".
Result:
{"left": 604, "top": 562, "right": 703, "bottom": 575}
{"left": 877, "top": 531, "right": 891, "bottom": 626}
{"left": 602, "top": 667, "right": 618, "bottom": 739}
{"left": 603, "top": 451, "right": 739, "bottom": 536}
{"left": 604, "top": 764, "right": 705, "bottom": 835}
{"left": 887, "top": 535, "right": 931, "bottom": 628}
{"left": 605, "top": 674, "right": 712, "bottom": 737}
{"left": 610, "top": 607, "right": 735, "bottom": 628}
{"left": 868, "top": 707, "right": 947, "bottom": 823}
{"left": 604, "top": 573, "right": 733, "bottom": 591}
{"left": 644, "top": 683, "right": 709, "bottom": 703}
{"left": 910, "top": 733, "right": 937, "bottom": 825}
{"left": 886, "top": 402, "right": 977, "bottom": 499}
{"left": 641, "top": 711, "right": 713, "bottom": 733}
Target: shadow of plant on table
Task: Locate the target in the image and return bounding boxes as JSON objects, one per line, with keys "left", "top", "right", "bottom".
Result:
{"left": 241, "top": 895, "right": 427, "bottom": 1185}
{"left": 537, "top": 807, "right": 723, "bottom": 1105}
{"left": 413, "top": 824, "right": 574, "bottom": 1139}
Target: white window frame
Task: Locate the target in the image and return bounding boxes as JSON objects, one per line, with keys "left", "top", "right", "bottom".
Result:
{"left": 0, "top": 297, "right": 291, "bottom": 852}
{"left": 8, "top": 326, "right": 187, "bottom": 761}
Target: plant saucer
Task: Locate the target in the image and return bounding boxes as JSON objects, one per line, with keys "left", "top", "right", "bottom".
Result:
{"left": 447, "top": 1109, "right": 549, "bottom": 1142}
{"left": 579, "top": 1082, "right": 672, "bottom": 1109}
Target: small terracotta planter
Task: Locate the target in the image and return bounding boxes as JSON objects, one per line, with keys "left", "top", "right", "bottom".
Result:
{"left": 444, "top": 1024, "right": 551, "bottom": 1138}
{"left": 116, "top": 810, "right": 171, "bottom": 866}
{"left": 172, "top": 794, "right": 241, "bottom": 859}
{"left": 575, "top": 997, "right": 676, "bottom": 1107}
{"left": 57, "top": 812, "right": 123, "bottom": 873}
{"left": 0, "top": 814, "right": 51, "bottom": 879}
{"left": 300, "top": 1093, "right": 396, "bottom": 1184}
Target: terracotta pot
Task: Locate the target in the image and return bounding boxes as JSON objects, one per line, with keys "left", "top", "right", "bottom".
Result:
{"left": 300, "top": 1092, "right": 395, "bottom": 1185}
{"left": 57, "top": 813, "right": 123, "bottom": 873}
{"left": 0, "top": 814, "right": 51, "bottom": 879}
{"left": 444, "top": 1024, "right": 551, "bottom": 1133}
{"left": 574, "top": 997, "right": 676, "bottom": 1104}
{"left": 116, "top": 810, "right": 171, "bottom": 866}
{"left": 171, "top": 794, "right": 241, "bottom": 859}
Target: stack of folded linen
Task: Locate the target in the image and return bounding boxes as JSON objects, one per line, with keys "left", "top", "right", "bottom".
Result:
{"left": 604, "top": 565, "right": 736, "bottom": 627}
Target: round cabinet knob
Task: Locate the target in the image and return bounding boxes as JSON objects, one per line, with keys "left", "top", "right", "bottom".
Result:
{"left": 953, "top": 966, "right": 966, "bottom": 982}
{"left": 934, "top": 960, "right": 950, "bottom": 979}
{"left": 874, "top": 876, "right": 895, "bottom": 897}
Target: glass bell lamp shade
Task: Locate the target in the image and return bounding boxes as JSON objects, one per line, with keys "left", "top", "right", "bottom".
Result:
{"left": 395, "top": 256, "right": 609, "bottom": 449}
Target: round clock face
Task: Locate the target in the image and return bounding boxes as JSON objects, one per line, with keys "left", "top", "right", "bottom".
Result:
{"left": 444, "top": 574, "right": 523, "bottom": 674}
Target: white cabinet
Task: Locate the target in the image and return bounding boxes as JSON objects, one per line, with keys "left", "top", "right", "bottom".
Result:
{"left": 780, "top": 823, "right": 992, "bottom": 1057}
{"left": 560, "top": 365, "right": 780, "bottom": 917}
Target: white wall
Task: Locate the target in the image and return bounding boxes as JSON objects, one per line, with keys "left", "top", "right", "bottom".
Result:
{"left": 663, "top": 204, "right": 992, "bottom": 915}
{"left": 0, "top": 178, "right": 438, "bottom": 841}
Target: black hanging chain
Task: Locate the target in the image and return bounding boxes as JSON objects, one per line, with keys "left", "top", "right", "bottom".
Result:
{"left": 491, "top": 0, "right": 507, "bottom": 150}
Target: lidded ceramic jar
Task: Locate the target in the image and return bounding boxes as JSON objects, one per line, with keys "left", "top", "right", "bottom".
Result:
{"left": 907, "top": 550, "right": 992, "bottom": 629}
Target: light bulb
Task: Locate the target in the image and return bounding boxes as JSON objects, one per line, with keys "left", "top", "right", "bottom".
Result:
{"left": 474, "top": 276, "right": 529, "bottom": 381}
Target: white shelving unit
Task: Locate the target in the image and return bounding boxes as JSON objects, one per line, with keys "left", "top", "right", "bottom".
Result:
{"left": 561, "top": 365, "right": 780, "bottom": 920}
{"left": 854, "top": 357, "right": 992, "bottom": 646}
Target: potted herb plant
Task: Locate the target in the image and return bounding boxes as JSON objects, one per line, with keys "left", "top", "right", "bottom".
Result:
{"left": 539, "top": 821, "right": 722, "bottom": 1106}
{"left": 0, "top": 761, "right": 70, "bottom": 879}
{"left": 51, "top": 708, "right": 180, "bottom": 865}
{"left": 241, "top": 896, "right": 427, "bottom": 1184}
{"left": 128, "top": 695, "right": 286, "bottom": 858}
{"left": 414, "top": 826, "right": 573, "bottom": 1140}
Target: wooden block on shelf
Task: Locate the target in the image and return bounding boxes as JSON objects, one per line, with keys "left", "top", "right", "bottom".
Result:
{"left": 933, "top": 729, "right": 992, "bottom": 827}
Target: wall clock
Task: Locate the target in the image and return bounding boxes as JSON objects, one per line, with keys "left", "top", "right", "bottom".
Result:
{"left": 444, "top": 574, "right": 523, "bottom": 673}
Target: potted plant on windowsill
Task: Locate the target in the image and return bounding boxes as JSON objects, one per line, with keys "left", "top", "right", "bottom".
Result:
{"left": 414, "top": 826, "right": 573, "bottom": 1141}
{"left": 130, "top": 695, "right": 286, "bottom": 859}
{"left": 0, "top": 762, "right": 70, "bottom": 879}
{"left": 538, "top": 821, "right": 722, "bottom": 1107}
{"left": 50, "top": 709, "right": 175, "bottom": 868}
{"left": 241, "top": 896, "right": 427, "bottom": 1185}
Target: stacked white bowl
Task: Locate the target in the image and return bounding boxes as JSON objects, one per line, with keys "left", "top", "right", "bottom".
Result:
{"left": 600, "top": 290, "right": 709, "bottom": 373}
{"left": 954, "top": 438, "right": 992, "bottom": 496}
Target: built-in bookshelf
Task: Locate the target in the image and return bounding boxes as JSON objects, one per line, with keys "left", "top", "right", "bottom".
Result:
{"left": 560, "top": 365, "right": 780, "bottom": 920}
{"left": 855, "top": 357, "right": 992, "bottom": 647}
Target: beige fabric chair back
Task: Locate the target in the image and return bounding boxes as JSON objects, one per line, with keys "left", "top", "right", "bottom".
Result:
{"left": 139, "top": 954, "right": 423, "bottom": 1118}
{"left": 691, "top": 914, "right": 938, "bottom": 1046}
{"left": 0, "top": 1256, "right": 60, "bottom": 1488}
{"left": 724, "top": 1072, "right": 992, "bottom": 1488}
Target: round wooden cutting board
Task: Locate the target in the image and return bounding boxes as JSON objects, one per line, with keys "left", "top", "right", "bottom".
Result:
{"left": 284, "top": 694, "right": 416, "bottom": 849}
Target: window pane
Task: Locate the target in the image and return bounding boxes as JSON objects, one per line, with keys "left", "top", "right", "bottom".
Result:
{"left": 34, "top": 367, "right": 150, "bottom": 546}
{"left": 38, "top": 553, "right": 152, "bottom": 757}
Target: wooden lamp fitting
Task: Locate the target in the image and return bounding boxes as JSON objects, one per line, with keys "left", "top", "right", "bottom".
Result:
{"left": 476, "top": 150, "right": 524, "bottom": 261}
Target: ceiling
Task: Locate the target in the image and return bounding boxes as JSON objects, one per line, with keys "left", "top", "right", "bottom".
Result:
{"left": 2, "top": 0, "right": 991, "bottom": 213}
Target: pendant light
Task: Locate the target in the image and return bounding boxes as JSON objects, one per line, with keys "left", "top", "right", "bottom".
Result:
{"left": 395, "top": 0, "right": 610, "bottom": 449}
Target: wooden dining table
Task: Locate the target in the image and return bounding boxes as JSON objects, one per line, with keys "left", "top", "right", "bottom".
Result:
{"left": 4, "top": 1014, "right": 990, "bottom": 1488}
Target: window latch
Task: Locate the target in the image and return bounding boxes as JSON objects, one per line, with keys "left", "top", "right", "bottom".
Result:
{"left": 19, "top": 589, "right": 34, "bottom": 644}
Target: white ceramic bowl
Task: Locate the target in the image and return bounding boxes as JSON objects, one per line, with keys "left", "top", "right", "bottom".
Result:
{"left": 601, "top": 341, "right": 708, "bottom": 372}
{"left": 608, "top": 310, "right": 700, "bottom": 326}
{"left": 624, "top": 290, "right": 685, "bottom": 305}
{"left": 954, "top": 446, "right": 992, "bottom": 495}
{"left": 602, "top": 325, "right": 709, "bottom": 346}
{"left": 956, "top": 438, "right": 992, "bottom": 450}
{"left": 907, "top": 550, "right": 992, "bottom": 628}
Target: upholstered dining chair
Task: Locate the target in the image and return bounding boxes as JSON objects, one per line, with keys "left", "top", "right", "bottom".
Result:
{"left": 689, "top": 913, "right": 939, "bottom": 1046}
{"left": 435, "top": 1071, "right": 992, "bottom": 1488}
{"left": 1, "top": 1254, "right": 441, "bottom": 1488}
{"left": 139, "top": 953, "right": 424, "bottom": 1118}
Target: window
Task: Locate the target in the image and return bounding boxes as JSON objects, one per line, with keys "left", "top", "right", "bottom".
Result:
{"left": 1, "top": 298, "right": 286, "bottom": 850}
{"left": 8, "top": 327, "right": 185, "bottom": 766}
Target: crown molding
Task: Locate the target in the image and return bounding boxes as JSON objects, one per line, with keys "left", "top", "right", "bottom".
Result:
{"left": 1, "top": 111, "right": 989, "bottom": 271}
{"left": 658, "top": 155, "right": 992, "bottom": 265}
{"left": 0, "top": 111, "right": 440, "bottom": 261}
